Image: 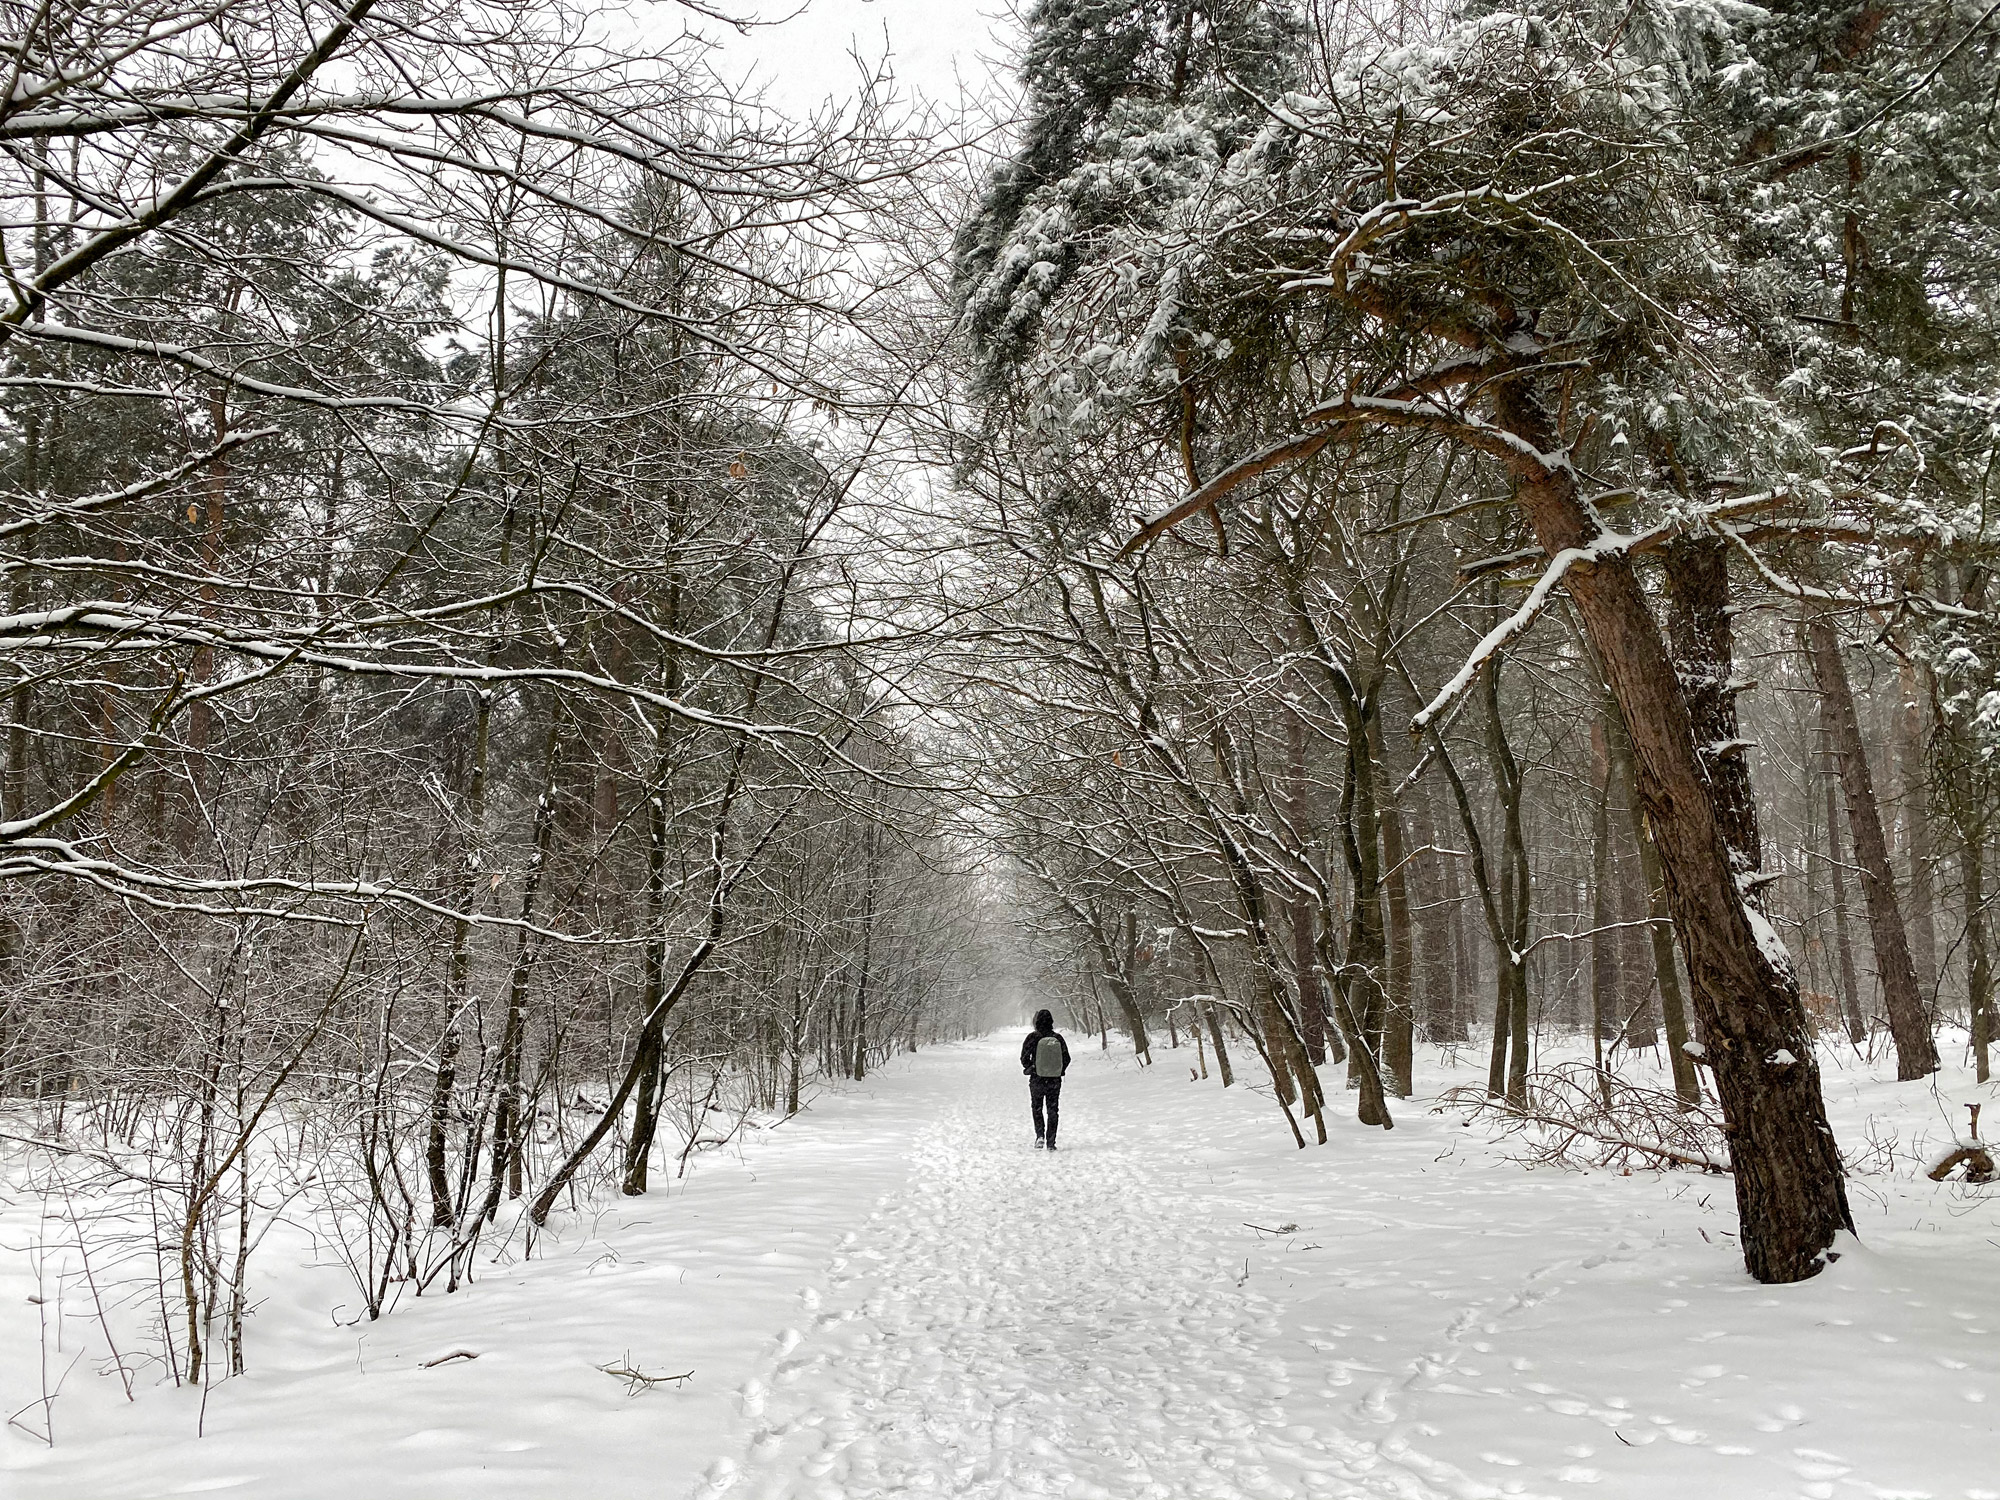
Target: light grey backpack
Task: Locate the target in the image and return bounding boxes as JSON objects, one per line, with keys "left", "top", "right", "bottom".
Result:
{"left": 1034, "top": 1034, "right": 1065, "bottom": 1078}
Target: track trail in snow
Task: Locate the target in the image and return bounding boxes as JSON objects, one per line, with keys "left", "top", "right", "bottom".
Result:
{"left": 695, "top": 1039, "right": 1459, "bottom": 1500}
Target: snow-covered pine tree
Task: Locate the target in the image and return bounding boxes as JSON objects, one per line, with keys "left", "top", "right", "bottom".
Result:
{"left": 954, "top": 0, "right": 1300, "bottom": 425}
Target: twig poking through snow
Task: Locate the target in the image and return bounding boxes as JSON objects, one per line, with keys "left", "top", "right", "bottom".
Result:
{"left": 600, "top": 1357, "right": 693, "bottom": 1395}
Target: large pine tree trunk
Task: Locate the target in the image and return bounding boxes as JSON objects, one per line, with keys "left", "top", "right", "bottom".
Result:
{"left": 1492, "top": 389, "right": 1851, "bottom": 1284}
{"left": 1805, "top": 614, "right": 1939, "bottom": 1080}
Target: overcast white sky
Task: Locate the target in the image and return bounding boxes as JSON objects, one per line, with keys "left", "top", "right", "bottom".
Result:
{"left": 678, "top": 0, "right": 1021, "bottom": 118}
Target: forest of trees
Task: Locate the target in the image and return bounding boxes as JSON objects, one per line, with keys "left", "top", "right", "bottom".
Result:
{"left": 1, "top": 0, "right": 1996, "bottom": 1391}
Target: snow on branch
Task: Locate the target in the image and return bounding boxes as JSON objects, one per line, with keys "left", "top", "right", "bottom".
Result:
{"left": 0, "top": 835, "right": 640, "bottom": 943}
{"left": 1411, "top": 531, "right": 1633, "bottom": 731}
{"left": 0, "top": 428, "right": 279, "bottom": 542}
{"left": 1717, "top": 524, "right": 1981, "bottom": 621}
{"left": 1118, "top": 431, "right": 1332, "bottom": 559}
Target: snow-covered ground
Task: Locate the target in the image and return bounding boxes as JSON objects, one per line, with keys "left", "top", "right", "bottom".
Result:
{"left": 4, "top": 1033, "right": 1997, "bottom": 1499}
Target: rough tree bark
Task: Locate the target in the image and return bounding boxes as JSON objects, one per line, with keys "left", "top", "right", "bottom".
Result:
{"left": 1132, "top": 300, "right": 1855, "bottom": 1282}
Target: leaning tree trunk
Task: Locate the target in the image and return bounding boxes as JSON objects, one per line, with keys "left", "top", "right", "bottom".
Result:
{"left": 1805, "top": 612, "right": 1939, "bottom": 1079}
{"left": 1492, "top": 387, "right": 1851, "bottom": 1285}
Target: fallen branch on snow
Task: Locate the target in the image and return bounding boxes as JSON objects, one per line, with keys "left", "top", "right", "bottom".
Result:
{"left": 600, "top": 1358, "right": 693, "bottom": 1396}
{"left": 1443, "top": 1061, "right": 1731, "bottom": 1174}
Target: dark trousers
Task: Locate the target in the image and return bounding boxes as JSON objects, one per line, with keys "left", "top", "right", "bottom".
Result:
{"left": 1030, "top": 1075, "right": 1062, "bottom": 1146}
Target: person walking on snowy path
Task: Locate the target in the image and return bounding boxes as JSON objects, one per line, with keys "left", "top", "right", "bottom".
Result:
{"left": 1020, "top": 1008, "right": 1071, "bottom": 1150}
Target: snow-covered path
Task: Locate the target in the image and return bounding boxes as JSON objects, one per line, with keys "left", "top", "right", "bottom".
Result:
{"left": 707, "top": 1045, "right": 1442, "bottom": 1500}
{"left": 7, "top": 1031, "right": 1998, "bottom": 1500}
{"left": 694, "top": 1036, "right": 1999, "bottom": 1500}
